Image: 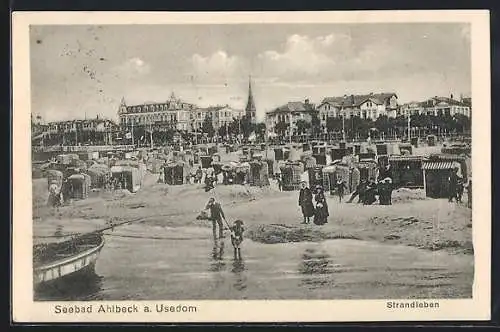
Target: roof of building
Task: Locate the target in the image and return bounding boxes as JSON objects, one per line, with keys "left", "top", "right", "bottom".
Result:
{"left": 403, "top": 96, "right": 470, "bottom": 109}
{"left": 321, "top": 92, "right": 397, "bottom": 108}
{"left": 267, "top": 101, "right": 316, "bottom": 115}
{"left": 47, "top": 118, "right": 116, "bottom": 126}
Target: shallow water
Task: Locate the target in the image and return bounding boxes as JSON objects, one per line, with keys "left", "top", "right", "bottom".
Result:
{"left": 35, "top": 224, "right": 473, "bottom": 300}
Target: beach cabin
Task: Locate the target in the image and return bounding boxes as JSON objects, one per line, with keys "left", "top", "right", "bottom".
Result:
{"left": 111, "top": 165, "right": 142, "bottom": 192}
{"left": 274, "top": 147, "right": 285, "bottom": 161}
{"left": 87, "top": 164, "right": 111, "bottom": 189}
{"left": 331, "top": 148, "right": 349, "bottom": 163}
{"left": 163, "top": 161, "right": 187, "bottom": 185}
{"left": 248, "top": 160, "right": 270, "bottom": 187}
{"left": 197, "top": 145, "right": 209, "bottom": 156}
{"left": 422, "top": 160, "right": 462, "bottom": 198}
{"left": 427, "top": 135, "right": 437, "bottom": 146}
{"left": 280, "top": 161, "right": 304, "bottom": 191}
{"left": 307, "top": 166, "right": 324, "bottom": 189}
{"left": 311, "top": 142, "right": 328, "bottom": 165}
{"left": 208, "top": 145, "right": 218, "bottom": 155}
{"left": 353, "top": 144, "right": 362, "bottom": 155}
{"left": 220, "top": 163, "right": 238, "bottom": 185}
{"left": 441, "top": 143, "right": 471, "bottom": 156}
{"left": 375, "top": 143, "right": 388, "bottom": 156}
{"left": 354, "top": 160, "right": 378, "bottom": 182}
{"left": 67, "top": 174, "right": 91, "bottom": 200}
{"left": 387, "top": 155, "right": 424, "bottom": 188}
{"left": 322, "top": 164, "right": 359, "bottom": 195}
{"left": 427, "top": 154, "right": 468, "bottom": 179}
{"left": 234, "top": 162, "right": 251, "bottom": 185}
{"left": 200, "top": 155, "right": 213, "bottom": 169}
{"left": 46, "top": 169, "right": 64, "bottom": 191}
{"left": 411, "top": 137, "right": 419, "bottom": 147}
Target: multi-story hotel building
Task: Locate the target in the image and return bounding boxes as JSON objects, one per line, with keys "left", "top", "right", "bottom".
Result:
{"left": 42, "top": 116, "right": 119, "bottom": 146}
{"left": 316, "top": 92, "right": 399, "bottom": 127}
{"left": 118, "top": 92, "right": 244, "bottom": 134}
{"left": 265, "top": 99, "right": 316, "bottom": 137}
{"left": 399, "top": 95, "right": 471, "bottom": 118}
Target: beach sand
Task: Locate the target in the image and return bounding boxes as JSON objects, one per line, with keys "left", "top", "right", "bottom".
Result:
{"left": 32, "top": 170, "right": 472, "bottom": 255}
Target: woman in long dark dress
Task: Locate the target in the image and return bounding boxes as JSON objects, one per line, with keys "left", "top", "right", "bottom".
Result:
{"left": 313, "top": 185, "right": 329, "bottom": 225}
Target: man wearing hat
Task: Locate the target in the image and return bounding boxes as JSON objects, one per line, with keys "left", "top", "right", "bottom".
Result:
{"left": 298, "top": 181, "right": 314, "bottom": 224}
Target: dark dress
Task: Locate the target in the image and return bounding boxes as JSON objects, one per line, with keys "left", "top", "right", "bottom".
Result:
{"left": 313, "top": 192, "right": 329, "bottom": 225}
{"left": 299, "top": 188, "right": 315, "bottom": 218}
{"left": 378, "top": 182, "right": 393, "bottom": 205}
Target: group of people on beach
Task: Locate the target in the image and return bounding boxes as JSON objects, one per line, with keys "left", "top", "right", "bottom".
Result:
{"left": 296, "top": 175, "right": 395, "bottom": 226}
{"left": 298, "top": 181, "right": 329, "bottom": 225}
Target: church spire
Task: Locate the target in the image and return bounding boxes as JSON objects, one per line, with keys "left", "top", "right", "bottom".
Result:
{"left": 118, "top": 97, "right": 127, "bottom": 114}
{"left": 245, "top": 75, "right": 257, "bottom": 124}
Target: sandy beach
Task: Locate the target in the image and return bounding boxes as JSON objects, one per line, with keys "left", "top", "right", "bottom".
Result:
{"left": 33, "top": 169, "right": 473, "bottom": 255}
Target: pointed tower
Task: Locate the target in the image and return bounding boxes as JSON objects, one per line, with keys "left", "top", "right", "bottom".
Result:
{"left": 119, "top": 97, "right": 127, "bottom": 114}
{"left": 245, "top": 76, "right": 257, "bottom": 124}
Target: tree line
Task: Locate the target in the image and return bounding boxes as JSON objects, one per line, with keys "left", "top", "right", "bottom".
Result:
{"left": 274, "top": 113, "right": 471, "bottom": 140}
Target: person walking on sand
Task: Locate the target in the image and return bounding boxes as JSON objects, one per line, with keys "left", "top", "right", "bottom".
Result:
{"left": 313, "top": 185, "right": 329, "bottom": 225}
{"left": 195, "top": 166, "right": 203, "bottom": 184}
{"left": 298, "top": 181, "right": 314, "bottom": 224}
{"left": 334, "top": 177, "right": 348, "bottom": 203}
{"left": 347, "top": 178, "right": 367, "bottom": 204}
{"left": 447, "top": 166, "right": 459, "bottom": 203}
{"left": 205, "top": 197, "right": 227, "bottom": 239}
{"left": 276, "top": 173, "right": 283, "bottom": 191}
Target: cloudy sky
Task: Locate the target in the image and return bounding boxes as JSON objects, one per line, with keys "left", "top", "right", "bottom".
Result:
{"left": 30, "top": 23, "right": 470, "bottom": 122}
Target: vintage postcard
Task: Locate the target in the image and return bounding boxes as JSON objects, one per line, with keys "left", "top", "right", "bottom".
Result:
{"left": 12, "top": 11, "right": 491, "bottom": 322}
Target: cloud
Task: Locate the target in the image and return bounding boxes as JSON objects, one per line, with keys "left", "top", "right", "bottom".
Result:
{"left": 116, "top": 57, "right": 151, "bottom": 76}
{"left": 189, "top": 51, "right": 247, "bottom": 82}
{"left": 256, "top": 34, "right": 341, "bottom": 78}
{"left": 254, "top": 30, "right": 469, "bottom": 86}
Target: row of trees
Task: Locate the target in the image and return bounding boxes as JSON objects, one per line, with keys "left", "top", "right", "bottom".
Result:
{"left": 273, "top": 113, "right": 471, "bottom": 140}
{"left": 36, "top": 112, "right": 471, "bottom": 148}
{"left": 200, "top": 115, "right": 267, "bottom": 142}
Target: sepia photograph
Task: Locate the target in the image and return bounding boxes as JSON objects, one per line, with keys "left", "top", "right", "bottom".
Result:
{"left": 12, "top": 11, "right": 491, "bottom": 322}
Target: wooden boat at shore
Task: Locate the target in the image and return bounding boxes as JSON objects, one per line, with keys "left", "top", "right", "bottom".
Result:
{"left": 33, "top": 232, "right": 105, "bottom": 288}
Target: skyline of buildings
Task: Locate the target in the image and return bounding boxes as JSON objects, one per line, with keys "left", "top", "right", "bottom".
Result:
{"left": 32, "top": 86, "right": 471, "bottom": 126}
{"left": 32, "top": 87, "right": 471, "bottom": 146}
